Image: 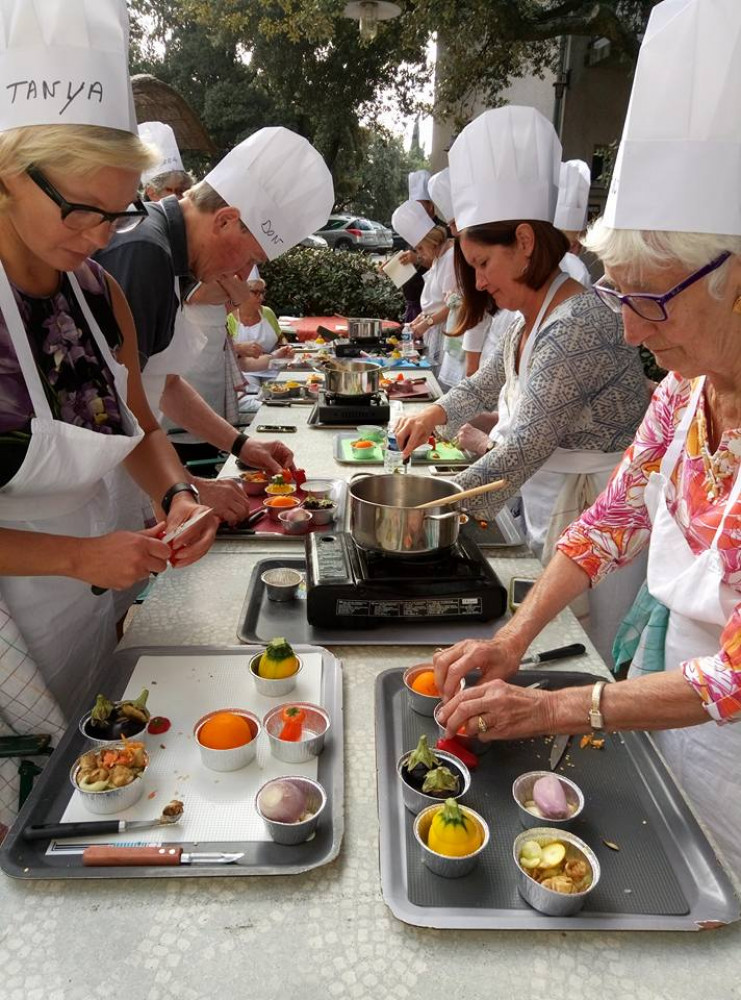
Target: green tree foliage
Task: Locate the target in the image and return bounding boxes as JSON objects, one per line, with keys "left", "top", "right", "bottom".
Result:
{"left": 261, "top": 248, "right": 404, "bottom": 320}
{"left": 345, "top": 127, "right": 427, "bottom": 223}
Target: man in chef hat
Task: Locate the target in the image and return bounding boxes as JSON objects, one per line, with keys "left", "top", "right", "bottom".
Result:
{"left": 408, "top": 168, "right": 434, "bottom": 219}
{"left": 428, "top": 168, "right": 456, "bottom": 235}
{"left": 96, "top": 126, "right": 334, "bottom": 523}
{"left": 554, "top": 159, "right": 592, "bottom": 286}
{"left": 139, "top": 121, "right": 193, "bottom": 201}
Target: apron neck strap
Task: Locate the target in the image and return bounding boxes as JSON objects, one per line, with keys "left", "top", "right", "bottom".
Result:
{"left": 530, "top": 271, "right": 570, "bottom": 339}
{"left": 0, "top": 262, "right": 51, "bottom": 418}
{"left": 66, "top": 270, "right": 120, "bottom": 374}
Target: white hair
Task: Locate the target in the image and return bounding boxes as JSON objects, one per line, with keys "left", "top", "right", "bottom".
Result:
{"left": 584, "top": 218, "right": 741, "bottom": 299}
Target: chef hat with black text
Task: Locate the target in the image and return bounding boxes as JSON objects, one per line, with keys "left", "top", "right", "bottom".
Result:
{"left": 554, "top": 160, "right": 591, "bottom": 232}
{"left": 408, "top": 169, "right": 431, "bottom": 202}
{"left": 605, "top": 0, "right": 741, "bottom": 234}
{"left": 204, "top": 127, "right": 335, "bottom": 261}
{"left": 139, "top": 122, "right": 184, "bottom": 184}
{"left": 392, "top": 199, "right": 436, "bottom": 247}
{"left": 428, "top": 169, "right": 455, "bottom": 224}
{"left": 0, "top": 0, "right": 136, "bottom": 133}
{"left": 449, "top": 106, "right": 561, "bottom": 230}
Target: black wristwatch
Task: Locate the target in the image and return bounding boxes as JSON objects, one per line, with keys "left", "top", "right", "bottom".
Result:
{"left": 231, "top": 431, "right": 249, "bottom": 458}
{"left": 161, "top": 482, "right": 200, "bottom": 515}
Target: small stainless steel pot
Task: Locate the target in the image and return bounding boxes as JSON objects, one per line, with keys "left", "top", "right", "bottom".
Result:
{"left": 348, "top": 473, "right": 465, "bottom": 556}
{"left": 347, "top": 317, "right": 383, "bottom": 341}
{"left": 321, "top": 360, "right": 381, "bottom": 397}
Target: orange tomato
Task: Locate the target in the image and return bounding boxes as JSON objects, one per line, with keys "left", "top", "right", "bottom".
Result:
{"left": 265, "top": 496, "right": 298, "bottom": 507}
{"left": 198, "top": 712, "right": 252, "bottom": 750}
{"left": 410, "top": 670, "right": 439, "bottom": 697}
{"left": 351, "top": 439, "right": 375, "bottom": 449}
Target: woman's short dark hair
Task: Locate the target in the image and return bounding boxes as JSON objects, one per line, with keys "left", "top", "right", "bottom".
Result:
{"left": 453, "top": 221, "right": 569, "bottom": 335}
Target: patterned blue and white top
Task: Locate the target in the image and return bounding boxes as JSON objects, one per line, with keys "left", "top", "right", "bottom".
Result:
{"left": 437, "top": 291, "right": 650, "bottom": 519}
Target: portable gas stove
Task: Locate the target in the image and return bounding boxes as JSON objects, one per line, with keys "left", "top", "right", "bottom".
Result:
{"left": 305, "top": 532, "right": 507, "bottom": 629}
{"left": 334, "top": 337, "right": 386, "bottom": 358}
{"left": 309, "top": 389, "right": 390, "bottom": 426}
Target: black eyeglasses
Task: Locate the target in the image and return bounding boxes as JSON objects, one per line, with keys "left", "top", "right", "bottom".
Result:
{"left": 27, "top": 166, "right": 148, "bottom": 234}
{"left": 593, "top": 251, "right": 731, "bottom": 322}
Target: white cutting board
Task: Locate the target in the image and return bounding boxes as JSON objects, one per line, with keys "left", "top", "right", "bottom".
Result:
{"left": 49, "top": 651, "right": 323, "bottom": 851}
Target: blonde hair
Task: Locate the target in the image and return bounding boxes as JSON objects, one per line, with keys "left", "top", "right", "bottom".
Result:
{"left": 184, "top": 180, "right": 229, "bottom": 213}
{"left": 0, "top": 124, "right": 156, "bottom": 211}
{"left": 584, "top": 218, "right": 741, "bottom": 299}
{"left": 416, "top": 224, "right": 448, "bottom": 253}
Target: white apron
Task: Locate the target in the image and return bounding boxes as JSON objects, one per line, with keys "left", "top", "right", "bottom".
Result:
{"left": 165, "top": 302, "right": 231, "bottom": 440}
{"left": 630, "top": 376, "right": 741, "bottom": 878}
{"left": 490, "top": 274, "right": 645, "bottom": 662}
{"left": 0, "top": 264, "right": 144, "bottom": 728}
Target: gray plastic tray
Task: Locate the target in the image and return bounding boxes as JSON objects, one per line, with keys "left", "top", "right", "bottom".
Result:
{"left": 237, "top": 557, "right": 508, "bottom": 647}
{"left": 217, "top": 480, "right": 348, "bottom": 540}
{"left": 0, "top": 645, "right": 344, "bottom": 880}
{"left": 376, "top": 667, "right": 740, "bottom": 930}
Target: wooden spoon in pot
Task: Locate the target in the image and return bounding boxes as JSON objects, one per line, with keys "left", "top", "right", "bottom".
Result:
{"left": 415, "top": 479, "right": 508, "bottom": 510}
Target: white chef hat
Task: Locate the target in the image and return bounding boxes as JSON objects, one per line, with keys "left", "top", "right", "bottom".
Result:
{"left": 428, "top": 168, "right": 455, "bottom": 224}
{"left": 139, "top": 122, "right": 184, "bottom": 184}
{"left": 203, "top": 127, "right": 335, "bottom": 260}
{"left": 408, "top": 169, "right": 431, "bottom": 201}
{"left": 449, "top": 106, "right": 561, "bottom": 230}
{"left": 0, "top": 0, "right": 136, "bottom": 133}
{"left": 392, "top": 199, "right": 436, "bottom": 247}
{"left": 554, "top": 160, "right": 591, "bottom": 232}
{"left": 605, "top": 0, "right": 741, "bottom": 235}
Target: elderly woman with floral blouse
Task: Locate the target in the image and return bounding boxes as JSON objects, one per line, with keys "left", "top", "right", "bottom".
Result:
{"left": 431, "top": 0, "right": 741, "bottom": 879}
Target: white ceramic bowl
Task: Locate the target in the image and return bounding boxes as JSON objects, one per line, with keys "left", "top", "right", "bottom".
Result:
{"left": 193, "top": 708, "right": 260, "bottom": 772}
{"left": 301, "top": 479, "right": 334, "bottom": 498}
{"left": 249, "top": 651, "right": 304, "bottom": 697}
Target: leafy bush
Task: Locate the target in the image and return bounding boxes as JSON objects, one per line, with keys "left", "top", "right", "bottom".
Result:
{"left": 261, "top": 247, "right": 404, "bottom": 320}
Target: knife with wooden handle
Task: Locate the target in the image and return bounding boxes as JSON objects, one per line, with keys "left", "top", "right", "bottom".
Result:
{"left": 82, "top": 846, "right": 244, "bottom": 866}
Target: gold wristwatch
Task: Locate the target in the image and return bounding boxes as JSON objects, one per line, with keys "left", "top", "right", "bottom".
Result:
{"left": 588, "top": 681, "right": 606, "bottom": 731}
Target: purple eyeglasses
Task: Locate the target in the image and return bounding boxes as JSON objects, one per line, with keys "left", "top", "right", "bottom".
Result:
{"left": 593, "top": 251, "right": 731, "bottom": 322}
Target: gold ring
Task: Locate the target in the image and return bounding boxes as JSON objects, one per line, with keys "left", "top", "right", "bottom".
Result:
{"left": 477, "top": 715, "right": 487, "bottom": 734}
{"left": 434, "top": 647, "right": 445, "bottom": 654}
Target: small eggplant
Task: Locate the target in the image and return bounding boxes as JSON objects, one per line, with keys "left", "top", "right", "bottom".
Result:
{"left": 421, "top": 765, "right": 461, "bottom": 798}
{"left": 404, "top": 734, "right": 439, "bottom": 785}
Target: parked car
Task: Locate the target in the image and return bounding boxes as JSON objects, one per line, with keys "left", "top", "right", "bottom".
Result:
{"left": 314, "top": 215, "right": 385, "bottom": 252}
{"left": 369, "top": 221, "right": 393, "bottom": 252}
{"left": 390, "top": 229, "right": 409, "bottom": 252}
{"left": 300, "top": 233, "right": 329, "bottom": 249}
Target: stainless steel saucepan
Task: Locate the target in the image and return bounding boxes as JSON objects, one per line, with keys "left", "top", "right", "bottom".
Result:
{"left": 348, "top": 473, "right": 466, "bottom": 556}
{"left": 347, "top": 317, "right": 383, "bottom": 341}
{"left": 318, "top": 359, "right": 382, "bottom": 397}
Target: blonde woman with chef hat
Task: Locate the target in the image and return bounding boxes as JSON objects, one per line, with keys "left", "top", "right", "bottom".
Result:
{"left": 395, "top": 105, "right": 649, "bottom": 664}
{"left": 432, "top": 0, "right": 741, "bottom": 880}
{"left": 0, "top": 0, "right": 218, "bottom": 829}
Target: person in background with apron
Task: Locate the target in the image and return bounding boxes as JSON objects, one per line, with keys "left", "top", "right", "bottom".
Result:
{"left": 0, "top": 0, "right": 217, "bottom": 831}
{"left": 138, "top": 122, "right": 193, "bottom": 203}
{"left": 431, "top": 0, "right": 741, "bottom": 879}
{"left": 95, "top": 126, "right": 335, "bottom": 526}
{"left": 395, "top": 106, "right": 649, "bottom": 661}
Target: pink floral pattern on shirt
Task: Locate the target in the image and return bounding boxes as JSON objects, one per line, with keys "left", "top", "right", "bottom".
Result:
{"left": 558, "top": 372, "right": 741, "bottom": 723}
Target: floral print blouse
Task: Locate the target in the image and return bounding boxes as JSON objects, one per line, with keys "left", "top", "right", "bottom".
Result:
{"left": 558, "top": 372, "right": 741, "bottom": 724}
{"left": 0, "top": 259, "right": 124, "bottom": 487}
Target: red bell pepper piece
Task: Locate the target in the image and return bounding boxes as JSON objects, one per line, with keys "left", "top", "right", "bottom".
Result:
{"left": 279, "top": 705, "right": 306, "bottom": 741}
{"left": 436, "top": 737, "right": 478, "bottom": 769}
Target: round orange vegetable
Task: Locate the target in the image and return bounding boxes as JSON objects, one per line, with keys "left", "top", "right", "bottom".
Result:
{"left": 351, "top": 439, "right": 375, "bottom": 449}
{"left": 198, "top": 712, "right": 252, "bottom": 750}
{"left": 410, "top": 670, "right": 439, "bottom": 697}
{"left": 265, "top": 496, "right": 299, "bottom": 508}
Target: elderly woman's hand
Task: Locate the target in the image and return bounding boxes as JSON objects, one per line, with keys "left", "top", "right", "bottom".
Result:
{"left": 432, "top": 636, "right": 521, "bottom": 701}
{"left": 399, "top": 250, "right": 417, "bottom": 266}
{"left": 437, "top": 678, "right": 554, "bottom": 743}
{"left": 456, "top": 423, "right": 491, "bottom": 457}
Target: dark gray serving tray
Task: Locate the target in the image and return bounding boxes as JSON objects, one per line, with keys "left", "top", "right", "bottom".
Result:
{"left": 376, "top": 667, "right": 740, "bottom": 930}
{"left": 0, "top": 645, "right": 344, "bottom": 880}
{"left": 237, "top": 557, "right": 508, "bottom": 647}
{"left": 217, "top": 480, "right": 348, "bottom": 539}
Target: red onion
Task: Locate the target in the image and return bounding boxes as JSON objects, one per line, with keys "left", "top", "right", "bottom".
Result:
{"left": 258, "top": 779, "right": 308, "bottom": 823}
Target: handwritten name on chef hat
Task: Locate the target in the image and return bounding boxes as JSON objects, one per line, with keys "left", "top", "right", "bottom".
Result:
{"left": 203, "top": 127, "right": 335, "bottom": 261}
{"left": 139, "top": 122, "right": 184, "bottom": 184}
{"left": 428, "top": 168, "right": 455, "bottom": 225}
{"left": 0, "top": 0, "right": 136, "bottom": 133}
{"left": 449, "top": 106, "right": 561, "bottom": 231}
{"left": 605, "top": 0, "right": 741, "bottom": 235}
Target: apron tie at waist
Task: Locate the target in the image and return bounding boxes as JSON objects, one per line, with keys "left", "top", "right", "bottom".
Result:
{"left": 612, "top": 581, "right": 669, "bottom": 675}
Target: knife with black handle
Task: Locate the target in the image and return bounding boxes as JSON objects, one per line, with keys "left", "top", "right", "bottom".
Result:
{"left": 520, "top": 643, "right": 586, "bottom": 665}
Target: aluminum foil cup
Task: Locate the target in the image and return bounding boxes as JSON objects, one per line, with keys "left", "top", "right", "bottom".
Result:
{"left": 78, "top": 708, "right": 148, "bottom": 746}
{"left": 414, "top": 803, "right": 490, "bottom": 878}
{"left": 397, "top": 749, "right": 471, "bottom": 815}
{"left": 261, "top": 567, "right": 303, "bottom": 600}
{"left": 433, "top": 702, "right": 491, "bottom": 756}
{"left": 278, "top": 510, "right": 313, "bottom": 535}
{"left": 512, "top": 771, "right": 584, "bottom": 830}
{"left": 255, "top": 776, "right": 327, "bottom": 845}
{"left": 303, "top": 503, "right": 336, "bottom": 525}
{"left": 264, "top": 498, "right": 301, "bottom": 522}
{"left": 250, "top": 651, "right": 303, "bottom": 697}
{"left": 193, "top": 709, "right": 260, "bottom": 772}
{"left": 301, "top": 479, "right": 334, "bottom": 498}
{"left": 70, "top": 744, "right": 149, "bottom": 815}
{"left": 265, "top": 483, "right": 297, "bottom": 496}
{"left": 513, "top": 827, "right": 600, "bottom": 917}
{"left": 239, "top": 475, "right": 268, "bottom": 495}
{"left": 263, "top": 702, "right": 329, "bottom": 764}
{"left": 403, "top": 664, "right": 442, "bottom": 717}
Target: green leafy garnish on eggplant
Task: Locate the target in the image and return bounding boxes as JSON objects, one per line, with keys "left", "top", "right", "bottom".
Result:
{"left": 84, "top": 688, "right": 150, "bottom": 739}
